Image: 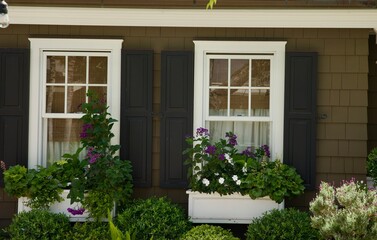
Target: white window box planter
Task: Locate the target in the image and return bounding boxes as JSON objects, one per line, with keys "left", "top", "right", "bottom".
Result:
{"left": 17, "top": 189, "right": 115, "bottom": 222}
{"left": 187, "top": 190, "right": 284, "bottom": 224}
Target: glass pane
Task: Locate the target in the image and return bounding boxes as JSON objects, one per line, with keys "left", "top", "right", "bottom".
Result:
{"left": 208, "top": 121, "right": 270, "bottom": 151}
{"left": 209, "top": 89, "right": 227, "bottom": 116}
{"left": 231, "top": 59, "right": 249, "bottom": 87}
{"left": 251, "top": 90, "right": 270, "bottom": 116}
{"left": 68, "top": 56, "right": 86, "bottom": 84}
{"left": 46, "top": 86, "right": 65, "bottom": 113}
{"left": 46, "top": 119, "right": 85, "bottom": 166}
{"left": 67, "top": 86, "right": 86, "bottom": 113}
{"left": 88, "top": 86, "right": 107, "bottom": 104}
{"left": 252, "top": 60, "right": 270, "bottom": 87}
{"left": 89, "top": 57, "right": 108, "bottom": 84}
{"left": 47, "top": 56, "right": 65, "bottom": 84}
{"left": 230, "top": 89, "right": 248, "bottom": 116}
{"left": 209, "top": 59, "right": 228, "bottom": 87}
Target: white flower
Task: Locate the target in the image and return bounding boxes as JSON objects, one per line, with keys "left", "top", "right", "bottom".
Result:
{"left": 224, "top": 153, "right": 231, "bottom": 160}
{"left": 232, "top": 175, "right": 238, "bottom": 181}
{"left": 218, "top": 177, "right": 225, "bottom": 184}
{"left": 236, "top": 180, "right": 241, "bottom": 185}
{"left": 214, "top": 172, "right": 219, "bottom": 176}
{"left": 242, "top": 164, "right": 247, "bottom": 173}
{"left": 202, "top": 178, "right": 210, "bottom": 186}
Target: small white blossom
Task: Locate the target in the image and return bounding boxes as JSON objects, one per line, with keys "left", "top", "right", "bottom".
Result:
{"left": 214, "top": 172, "right": 219, "bottom": 176}
{"left": 242, "top": 164, "right": 247, "bottom": 173}
{"left": 202, "top": 178, "right": 210, "bottom": 186}
{"left": 236, "top": 180, "right": 241, "bottom": 185}
{"left": 232, "top": 175, "right": 238, "bottom": 181}
{"left": 218, "top": 177, "right": 225, "bottom": 184}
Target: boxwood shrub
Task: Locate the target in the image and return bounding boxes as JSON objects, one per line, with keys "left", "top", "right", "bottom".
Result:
{"left": 180, "top": 224, "right": 239, "bottom": 240}
{"left": 8, "top": 209, "right": 71, "bottom": 240}
{"left": 116, "top": 197, "right": 191, "bottom": 240}
{"left": 71, "top": 222, "right": 110, "bottom": 240}
{"left": 246, "top": 208, "right": 319, "bottom": 240}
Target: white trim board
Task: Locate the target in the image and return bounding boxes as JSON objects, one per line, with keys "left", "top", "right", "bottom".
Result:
{"left": 8, "top": 6, "right": 377, "bottom": 29}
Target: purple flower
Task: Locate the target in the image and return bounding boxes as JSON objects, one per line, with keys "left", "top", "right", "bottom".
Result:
{"left": 205, "top": 145, "right": 216, "bottom": 155}
{"left": 67, "top": 207, "right": 85, "bottom": 215}
{"left": 87, "top": 147, "right": 101, "bottom": 164}
{"left": 196, "top": 127, "right": 209, "bottom": 137}
{"left": 242, "top": 147, "right": 255, "bottom": 158}
{"left": 218, "top": 154, "right": 225, "bottom": 161}
{"left": 262, "top": 145, "right": 270, "bottom": 158}
{"left": 80, "top": 123, "right": 93, "bottom": 139}
{"left": 225, "top": 132, "right": 238, "bottom": 146}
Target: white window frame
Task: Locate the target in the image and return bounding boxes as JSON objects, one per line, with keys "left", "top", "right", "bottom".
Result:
{"left": 193, "top": 41, "right": 286, "bottom": 160}
{"left": 29, "top": 38, "right": 123, "bottom": 168}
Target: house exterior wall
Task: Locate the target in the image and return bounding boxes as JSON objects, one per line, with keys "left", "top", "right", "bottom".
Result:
{"left": 0, "top": 25, "right": 370, "bottom": 226}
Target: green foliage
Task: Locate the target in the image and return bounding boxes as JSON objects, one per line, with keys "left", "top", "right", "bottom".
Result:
{"left": 180, "top": 224, "right": 239, "bottom": 240}
{"left": 246, "top": 208, "right": 319, "bottom": 240}
{"left": 117, "top": 197, "right": 191, "bottom": 240}
{"left": 63, "top": 91, "right": 133, "bottom": 220}
{"left": 8, "top": 209, "right": 71, "bottom": 240}
{"left": 310, "top": 180, "right": 377, "bottom": 240}
{"left": 3, "top": 163, "right": 65, "bottom": 209}
{"left": 206, "top": 0, "right": 217, "bottom": 9}
{"left": 367, "top": 147, "right": 377, "bottom": 185}
{"left": 71, "top": 222, "right": 110, "bottom": 240}
{"left": 184, "top": 128, "right": 305, "bottom": 203}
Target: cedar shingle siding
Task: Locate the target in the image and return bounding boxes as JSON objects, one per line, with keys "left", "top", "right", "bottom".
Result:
{"left": 0, "top": 26, "right": 370, "bottom": 226}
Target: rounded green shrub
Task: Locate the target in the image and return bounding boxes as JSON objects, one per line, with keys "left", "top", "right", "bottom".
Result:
{"left": 71, "top": 222, "right": 110, "bottom": 240}
{"left": 246, "top": 208, "right": 319, "bottom": 240}
{"left": 8, "top": 209, "right": 71, "bottom": 240}
{"left": 180, "top": 224, "right": 239, "bottom": 240}
{"left": 116, "top": 197, "right": 191, "bottom": 240}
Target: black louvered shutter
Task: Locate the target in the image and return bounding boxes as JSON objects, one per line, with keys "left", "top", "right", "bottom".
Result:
{"left": 160, "top": 51, "right": 193, "bottom": 188}
{"left": 0, "top": 49, "right": 29, "bottom": 186}
{"left": 284, "top": 52, "right": 317, "bottom": 190}
{"left": 120, "top": 50, "right": 153, "bottom": 187}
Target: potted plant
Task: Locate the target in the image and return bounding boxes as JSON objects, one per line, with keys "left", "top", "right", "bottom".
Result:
{"left": 367, "top": 148, "right": 377, "bottom": 188}
{"left": 2, "top": 91, "right": 133, "bottom": 221}
{"left": 184, "top": 127, "right": 305, "bottom": 223}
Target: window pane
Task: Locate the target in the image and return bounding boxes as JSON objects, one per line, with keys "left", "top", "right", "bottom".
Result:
{"left": 89, "top": 57, "right": 108, "bottom": 84}
{"left": 251, "top": 90, "right": 269, "bottom": 116}
{"left": 47, "top": 56, "right": 65, "bottom": 84}
{"left": 46, "top": 119, "right": 86, "bottom": 166}
{"left": 210, "top": 59, "right": 228, "bottom": 87}
{"left": 68, "top": 56, "right": 86, "bottom": 84}
{"left": 231, "top": 59, "right": 249, "bottom": 87}
{"left": 209, "top": 89, "right": 227, "bottom": 116}
{"left": 208, "top": 121, "right": 270, "bottom": 150}
{"left": 46, "top": 86, "right": 65, "bottom": 113}
{"left": 88, "top": 86, "right": 107, "bottom": 104}
{"left": 252, "top": 60, "right": 270, "bottom": 87}
{"left": 230, "top": 89, "right": 248, "bottom": 116}
{"left": 67, "top": 86, "right": 86, "bottom": 113}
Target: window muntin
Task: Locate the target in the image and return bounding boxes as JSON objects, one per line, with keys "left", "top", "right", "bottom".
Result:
{"left": 42, "top": 52, "right": 110, "bottom": 166}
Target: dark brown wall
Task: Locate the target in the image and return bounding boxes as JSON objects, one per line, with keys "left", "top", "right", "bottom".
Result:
{"left": 368, "top": 35, "right": 377, "bottom": 152}
{"left": 6, "top": 0, "right": 376, "bottom": 8}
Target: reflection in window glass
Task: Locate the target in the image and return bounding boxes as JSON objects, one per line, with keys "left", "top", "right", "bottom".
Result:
{"left": 230, "top": 89, "right": 248, "bottom": 116}
{"left": 68, "top": 56, "right": 86, "bottom": 84}
{"left": 46, "top": 86, "right": 65, "bottom": 113}
{"left": 251, "top": 90, "right": 270, "bottom": 116}
{"left": 210, "top": 59, "right": 228, "bottom": 87}
{"left": 252, "top": 60, "right": 270, "bottom": 87}
{"left": 231, "top": 59, "right": 249, "bottom": 87}
{"left": 89, "top": 57, "right": 108, "bottom": 84}
{"left": 47, "top": 56, "right": 65, "bottom": 84}
{"left": 209, "top": 89, "right": 227, "bottom": 116}
{"left": 67, "top": 86, "right": 86, "bottom": 113}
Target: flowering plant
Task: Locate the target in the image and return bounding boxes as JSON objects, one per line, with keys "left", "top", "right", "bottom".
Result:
{"left": 367, "top": 147, "right": 377, "bottom": 186}
{"left": 184, "top": 128, "right": 305, "bottom": 203}
{"left": 310, "top": 179, "right": 377, "bottom": 239}
{"left": 62, "top": 91, "right": 133, "bottom": 220}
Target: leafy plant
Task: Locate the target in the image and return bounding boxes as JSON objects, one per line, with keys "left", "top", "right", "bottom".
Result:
{"left": 62, "top": 91, "right": 133, "bottom": 220}
{"left": 117, "top": 197, "right": 191, "bottom": 240}
{"left": 8, "top": 209, "right": 71, "bottom": 240}
{"left": 108, "top": 210, "right": 138, "bottom": 240}
{"left": 310, "top": 179, "right": 377, "bottom": 240}
{"left": 71, "top": 221, "right": 110, "bottom": 240}
{"left": 180, "top": 224, "right": 239, "bottom": 240}
{"left": 367, "top": 147, "right": 377, "bottom": 186}
{"left": 3, "top": 163, "right": 66, "bottom": 209}
{"left": 184, "top": 127, "right": 305, "bottom": 203}
{"left": 246, "top": 208, "right": 319, "bottom": 240}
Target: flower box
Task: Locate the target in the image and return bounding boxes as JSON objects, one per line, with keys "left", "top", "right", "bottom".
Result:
{"left": 17, "top": 190, "right": 115, "bottom": 222}
{"left": 186, "top": 190, "right": 284, "bottom": 224}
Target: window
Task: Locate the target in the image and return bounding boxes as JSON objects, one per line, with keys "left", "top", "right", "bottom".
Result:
{"left": 29, "top": 39, "right": 122, "bottom": 168}
{"left": 194, "top": 41, "right": 286, "bottom": 159}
